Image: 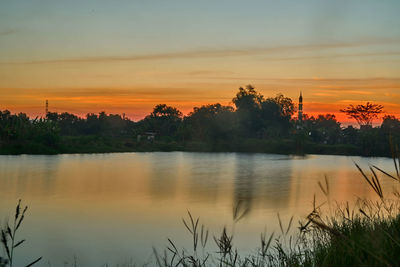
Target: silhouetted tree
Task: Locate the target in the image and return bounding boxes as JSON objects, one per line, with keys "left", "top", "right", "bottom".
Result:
{"left": 232, "top": 86, "right": 296, "bottom": 138}
{"left": 260, "top": 94, "right": 294, "bottom": 137}
{"left": 232, "top": 85, "right": 263, "bottom": 112}
{"left": 342, "top": 125, "right": 359, "bottom": 145}
{"left": 340, "top": 102, "right": 384, "bottom": 127}
{"left": 143, "top": 104, "right": 183, "bottom": 138}
{"left": 232, "top": 85, "right": 264, "bottom": 137}
{"left": 381, "top": 115, "right": 400, "bottom": 133}
{"left": 185, "top": 103, "right": 235, "bottom": 142}
{"left": 303, "top": 114, "right": 341, "bottom": 144}
{"left": 150, "top": 104, "right": 182, "bottom": 119}
{"left": 272, "top": 93, "right": 296, "bottom": 119}
{"left": 1, "top": 88, "right": 398, "bottom": 156}
{"left": 381, "top": 115, "right": 400, "bottom": 146}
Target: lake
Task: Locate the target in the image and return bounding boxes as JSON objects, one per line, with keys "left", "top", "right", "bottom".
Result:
{"left": 0, "top": 152, "right": 398, "bottom": 266}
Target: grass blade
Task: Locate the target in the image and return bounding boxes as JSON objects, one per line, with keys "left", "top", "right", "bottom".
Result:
{"left": 25, "top": 257, "right": 42, "bottom": 267}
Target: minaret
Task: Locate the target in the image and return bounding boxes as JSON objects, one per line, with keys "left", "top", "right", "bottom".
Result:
{"left": 298, "top": 92, "right": 303, "bottom": 122}
{"left": 45, "top": 100, "right": 49, "bottom": 117}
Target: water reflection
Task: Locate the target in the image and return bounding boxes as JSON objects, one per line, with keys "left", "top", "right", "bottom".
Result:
{"left": 185, "top": 153, "right": 234, "bottom": 204}
{"left": 149, "top": 153, "right": 181, "bottom": 200}
{"left": 0, "top": 155, "right": 60, "bottom": 197}
{"left": 0, "top": 152, "right": 398, "bottom": 266}
{"left": 233, "top": 154, "right": 257, "bottom": 215}
{"left": 232, "top": 154, "right": 295, "bottom": 215}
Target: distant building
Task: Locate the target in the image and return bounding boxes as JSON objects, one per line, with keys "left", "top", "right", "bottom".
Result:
{"left": 145, "top": 132, "right": 156, "bottom": 141}
{"left": 298, "top": 92, "right": 303, "bottom": 122}
{"left": 137, "top": 132, "right": 156, "bottom": 142}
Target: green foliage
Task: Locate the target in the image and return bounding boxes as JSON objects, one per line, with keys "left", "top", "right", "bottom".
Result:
{"left": 232, "top": 85, "right": 295, "bottom": 138}
{"left": 302, "top": 114, "right": 341, "bottom": 144}
{"left": 184, "top": 103, "right": 235, "bottom": 142}
{"left": 0, "top": 86, "right": 399, "bottom": 156}
{"left": 141, "top": 104, "right": 183, "bottom": 138}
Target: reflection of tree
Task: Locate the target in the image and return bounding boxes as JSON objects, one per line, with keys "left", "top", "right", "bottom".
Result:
{"left": 232, "top": 155, "right": 295, "bottom": 216}
{"left": 233, "top": 155, "right": 256, "bottom": 216}
{"left": 186, "top": 154, "right": 223, "bottom": 203}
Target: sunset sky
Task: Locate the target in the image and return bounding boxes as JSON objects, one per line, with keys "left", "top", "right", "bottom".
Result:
{"left": 1, "top": 0, "right": 399, "bottom": 123}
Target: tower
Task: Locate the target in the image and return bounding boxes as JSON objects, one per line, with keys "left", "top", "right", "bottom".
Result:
{"left": 298, "top": 92, "right": 303, "bottom": 122}
{"left": 45, "top": 100, "right": 49, "bottom": 118}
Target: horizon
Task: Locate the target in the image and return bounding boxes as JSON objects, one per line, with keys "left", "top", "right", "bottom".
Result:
{"left": 1, "top": 0, "right": 400, "bottom": 124}
{"left": 0, "top": 95, "right": 390, "bottom": 127}
{"left": 2, "top": 2, "right": 400, "bottom": 265}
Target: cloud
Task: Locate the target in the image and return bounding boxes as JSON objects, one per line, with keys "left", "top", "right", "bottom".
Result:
{"left": 186, "top": 70, "right": 236, "bottom": 76}
{"left": 312, "top": 92, "right": 336, "bottom": 97}
{"left": 193, "top": 76, "right": 400, "bottom": 86}
{"left": 7, "top": 38, "right": 400, "bottom": 65}
{"left": 0, "top": 29, "right": 18, "bottom": 36}
{"left": 260, "top": 51, "right": 400, "bottom": 62}
{"left": 320, "top": 90, "right": 374, "bottom": 95}
{"left": 0, "top": 87, "right": 230, "bottom": 102}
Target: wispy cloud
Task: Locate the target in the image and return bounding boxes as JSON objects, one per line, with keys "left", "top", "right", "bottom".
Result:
{"left": 261, "top": 51, "right": 400, "bottom": 62}
{"left": 0, "top": 29, "right": 18, "bottom": 36}
{"left": 316, "top": 90, "right": 375, "bottom": 95}
{"left": 0, "top": 87, "right": 229, "bottom": 101}
{"left": 6, "top": 38, "right": 400, "bottom": 65}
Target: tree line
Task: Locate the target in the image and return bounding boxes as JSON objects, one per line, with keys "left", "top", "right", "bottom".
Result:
{"left": 0, "top": 85, "right": 399, "bottom": 156}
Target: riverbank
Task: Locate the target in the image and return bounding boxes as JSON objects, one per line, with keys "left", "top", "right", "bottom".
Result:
{"left": 0, "top": 136, "right": 390, "bottom": 157}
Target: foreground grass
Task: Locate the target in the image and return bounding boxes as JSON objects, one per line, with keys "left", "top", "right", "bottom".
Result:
{"left": 2, "top": 149, "right": 400, "bottom": 266}
{"left": 151, "top": 155, "right": 400, "bottom": 266}
{"left": 148, "top": 199, "right": 400, "bottom": 267}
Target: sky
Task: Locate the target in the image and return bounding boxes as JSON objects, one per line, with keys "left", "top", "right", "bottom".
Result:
{"left": 1, "top": 0, "right": 400, "bottom": 123}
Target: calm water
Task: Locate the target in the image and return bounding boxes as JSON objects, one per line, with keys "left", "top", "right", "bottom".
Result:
{"left": 0, "top": 152, "right": 398, "bottom": 266}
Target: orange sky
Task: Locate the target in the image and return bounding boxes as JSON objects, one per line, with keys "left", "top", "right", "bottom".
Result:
{"left": 1, "top": 76, "right": 399, "bottom": 125}
{"left": 1, "top": 1, "right": 400, "bottom": 124}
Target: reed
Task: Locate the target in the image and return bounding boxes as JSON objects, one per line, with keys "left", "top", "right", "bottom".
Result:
{"left": 150, "top": 143, "right": 400, "bottom": 266}
{"left": 3, "top": 147, "right": 400, "bottom": 266}
{"left": 0, "top": 200, "right": 42, "bottom": 267}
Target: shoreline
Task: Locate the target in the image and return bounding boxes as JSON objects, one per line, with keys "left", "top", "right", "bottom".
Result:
{"left": 0, "top": 139, "right": 393, "bottom": 158}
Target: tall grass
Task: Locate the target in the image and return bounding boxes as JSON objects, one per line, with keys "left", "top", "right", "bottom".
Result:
{"left": 0, "top": 200, "right": 42, "bottom": 267}
{"left": 2, "top": 145, "right": 400, "bottom": 266}
{"left": 151, "top": 143, "right": 400, "bottom": 266}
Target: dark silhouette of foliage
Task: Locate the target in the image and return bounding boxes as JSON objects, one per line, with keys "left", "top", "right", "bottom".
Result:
{"left": 150, "top": 104, "right": 182, "bottom": 119}
{"left": 271, "top": 93, "right": 295, "bottom": 118}
{"left": 232, "top": 85, "right": 263, "bottom": 111}
{"left": 260, "top": 94, "right": 295, "bottom": 137}
{"left": 184, "top": 103, "right": 235, "bottom": 142}
{"left": 232, "top": 85, "right": 264, "bottom": 137}
{"left": 302, "top": 114, "right": 341, "bottom": 144}
{"left": 340, "top": 102, "right": 384, "bottom": 126}
{"left": 143, "top": 104, "right": 183, "bottom": 138}
{"left": 0, "top": 86, "right": 398, "bottom": 157}
{"left": 232, "top": 85, "right": 294, "bottom": 138}
{"left": 381, "top": 115, "right": 400, "bottom": 133}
